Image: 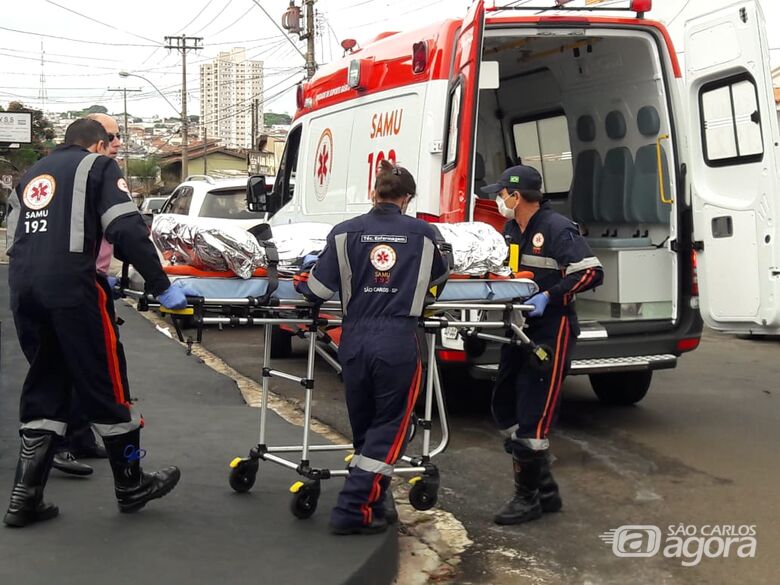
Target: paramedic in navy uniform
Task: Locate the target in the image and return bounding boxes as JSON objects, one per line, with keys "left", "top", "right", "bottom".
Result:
{"left": 296, "top": 160, "right": 449, "bottom": 535}
{"left": 481, "top": 164, "right": 603, "bottom": 525}
{"left": 3, "top": 118, "right": 192, "bottom": 527}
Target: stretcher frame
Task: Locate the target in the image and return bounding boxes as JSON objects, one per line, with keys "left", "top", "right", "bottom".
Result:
{"left": 125, "top": 286, "right": 543, "bottom": 517}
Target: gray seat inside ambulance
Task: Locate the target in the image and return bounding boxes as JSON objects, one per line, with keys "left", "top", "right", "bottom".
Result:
{"left": 588, "top": 110, "right": 651, "bottom": 249}
{"left": 626, "top": 105, "right": 671, "bottom": 225}
{"left": 570, "top": 115, "right": 601, "bottom": 225}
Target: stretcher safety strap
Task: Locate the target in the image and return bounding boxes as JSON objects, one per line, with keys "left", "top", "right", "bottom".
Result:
{"left": 351, "top": 454, "right": 395, "bottom": 477}
{"left": 92, "top": 408, "right": 142, "bottom": 437}
{"left": 565, "top": 256, "right": 602, "bottom": 275}
{"left": 335, "top": 233, "right": 353, "bottom": 316}
{"left": 5, "top": 188, "right": 20, "bottom": 254}
{"left": 21, "top": 419, "right": 68, "bottom": 436}
{"left": 69, "top": 153, "right": 100, "bottom": 253}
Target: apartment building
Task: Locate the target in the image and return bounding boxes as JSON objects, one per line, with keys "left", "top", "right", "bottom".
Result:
{"left": 200, "top": 48, "right": 263, "bottom": 150}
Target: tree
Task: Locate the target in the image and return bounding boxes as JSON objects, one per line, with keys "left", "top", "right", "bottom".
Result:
{"left": 84, "top": 104, "right": 108, "bottom": 114}
{"left": 264, "top": 112, "right": 292, "bottom": 127}
{"left": 128, "top": 157, "right": 160, "bottom": 196}
{"left": 1, "top": 101, "right": 55, "bottom": 174}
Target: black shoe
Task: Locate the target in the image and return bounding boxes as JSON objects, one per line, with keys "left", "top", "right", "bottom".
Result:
{"left": 494, "top": 491, "right": 543, "bottom": 525}
{"left": 71, "top": 442, "right": 108, "bottom": 460}
{"left": 4, "top": 432, "right": 59, "bottom": 528}
{"left": 384, "top": 495, "right": 398, "bottom": 525}
{"left": 539, "top": 456, "right": 562, "bottom": 514}
{"left": 493, "top": 450, "right": 544, "bottom": 526}
{"left": 330, "top": 517, "right": 389, "bottom": 535}
{"left": 103, "top": 429, "right": 180, "bottom": 513}
{"left": 115, "top": 467, "right": 181, "bottom": 513}
{"left": 52, "top": 451, "right": 94, "bottom": 476}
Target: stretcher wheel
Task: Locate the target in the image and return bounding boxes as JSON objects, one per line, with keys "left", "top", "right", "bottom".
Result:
{"left": 228, "top": 459, "right": 259, "bottom": 493}
{"left": 529, "top": 344, "right": 554, "bottom": 373}
{"left": 409, "top": 480, "right": 438, "bottom": 511}
{"left": 290, "top": 480, "right": 320, "bottom": 519}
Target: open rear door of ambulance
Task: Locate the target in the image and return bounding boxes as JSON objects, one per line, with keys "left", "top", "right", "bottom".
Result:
{"left": 685, "top": 0, "right": 780, "bottom": 334}
{"left": 440, "top": 0, "right": 485, "bottom": 224}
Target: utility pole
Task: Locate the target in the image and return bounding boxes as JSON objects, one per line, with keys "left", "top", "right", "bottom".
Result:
{"left": 108, "top": 87, "right": 141, "bottom": 183}
{"left": 164, "top": 34, "right": 202, "bottom": 181}
{"left": 203, "top": 125, "right": 208, "bottom": 175}
{"left": 304, "top": 0, "right": 316, "bottom": 80}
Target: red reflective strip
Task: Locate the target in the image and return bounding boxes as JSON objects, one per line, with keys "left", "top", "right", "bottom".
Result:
{"left": 543, "top": 321, "right": 571, "bottom": 436}
{"left": 96, "top": 283, "right": 127, "bottom": 406}
{"left": 437, "top": 350, "right": 467, "bottom": 363}
{"left": 535, "top": 317, "right": 568, "bottom": 439}
{"left": 386, "top": 357, "right": 422, "bottom": 465}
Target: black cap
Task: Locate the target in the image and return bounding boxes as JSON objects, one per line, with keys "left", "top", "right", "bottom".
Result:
{"left": 481, "top": 164, "right": 542, "bottom": 195}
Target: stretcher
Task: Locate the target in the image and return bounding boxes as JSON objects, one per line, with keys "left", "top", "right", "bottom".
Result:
{"left": 123, "top": 269, "right": 547, "bottom": 518}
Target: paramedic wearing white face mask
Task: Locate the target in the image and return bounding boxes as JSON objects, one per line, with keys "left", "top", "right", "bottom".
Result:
{"left": 481, "top": 164, "right": 604, "bottom": 526}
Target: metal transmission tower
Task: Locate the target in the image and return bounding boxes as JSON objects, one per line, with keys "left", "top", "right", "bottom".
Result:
{"left": 38, "top": 42, "right": 48, "bottom": 112}
{"left": 164, "top": 34, "right": 203, "bottom": 181}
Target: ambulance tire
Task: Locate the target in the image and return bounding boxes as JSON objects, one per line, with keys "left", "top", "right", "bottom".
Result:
{"left": 590, "top": 371, "right": 652, "bottom": 406}
{"left": 270, "top": 325, "right": 293, "bottom": 358}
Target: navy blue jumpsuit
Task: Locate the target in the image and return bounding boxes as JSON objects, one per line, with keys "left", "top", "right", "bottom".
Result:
{"left": 492, "top": 201, "right": 603, "bottom": 453}
{"left": 6, "top": 145, "right": 171, "bottom": 439}
{"left": 297, "top": 202, "right": 449, "bottom": 528}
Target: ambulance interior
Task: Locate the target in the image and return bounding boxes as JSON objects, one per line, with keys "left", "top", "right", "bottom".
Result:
{"left": 474, "top": 29, "right": 679, "bottom": 325}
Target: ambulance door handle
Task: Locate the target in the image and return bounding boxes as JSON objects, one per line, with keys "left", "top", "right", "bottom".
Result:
{"left": 657, "top": 134, "right": 672, "bottom": 205}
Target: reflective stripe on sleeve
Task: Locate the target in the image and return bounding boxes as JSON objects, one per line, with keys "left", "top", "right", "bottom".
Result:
{"left": 69, "top": 153, "right": 100, "bottom": 253}
{"left": 5, "top": 188, "right": 20, "bottom": 254}
{"left": 353, "top": 454, "right": 395, "bottom": 477}
{"left": 307, "top": 268, "right": 336, "bottom": 301}
{"left": 409, "top": 237, "right": 434, "bottom": 316}
{"left": 100, "top": 201, "right": 139, "bottom": 231}
{"left": 20, "top": 419, "right": 68, "bottom": 436}
{"left": 92, "top": 408, "right": 142, "bottom": 437}
{"left": 565, "top": 256, "right": 603, "bottom": 276}
{"left": 520, "top": 254, "right": 560, "bottom": 270}
{"left": 334, "top": 233, "right": 352, "bottom": 316}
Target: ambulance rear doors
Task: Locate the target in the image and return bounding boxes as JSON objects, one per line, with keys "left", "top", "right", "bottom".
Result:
{"left": 685, "top": 0, "right": 780, "bottom": 333}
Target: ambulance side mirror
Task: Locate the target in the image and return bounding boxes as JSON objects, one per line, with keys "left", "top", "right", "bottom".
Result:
{"left": 246, "top": 175, "right": 280, "bottom": 214}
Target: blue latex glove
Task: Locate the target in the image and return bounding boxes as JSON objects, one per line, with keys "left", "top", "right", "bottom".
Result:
{"left": 157, "top": 283, "right": 200, "bottom": 310}
{"left": 301, "top": 253, "right": 320, "bottom": 271}
{"left": 106, "top": 275, "right": 121, "bottom": 300}
{"left": 526, "top": 292, "right": 549, "bottom": 318}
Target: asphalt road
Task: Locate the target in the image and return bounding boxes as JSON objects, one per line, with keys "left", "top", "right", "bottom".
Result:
{"left": 189, "top": 321, "right": 779, "bottom": 585}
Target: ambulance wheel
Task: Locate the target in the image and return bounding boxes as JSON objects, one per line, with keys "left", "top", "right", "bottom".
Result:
{"left": 270, "top": 325, "right": 293, "bottom": 358}
{"left": 590, "top": 371, "right": 652, "bottom": 406}
{"left": 529, "top": 344, "right": 554, "bottom": 373}
{"left": 409, "top": 481, "right": 438, "bottom": 511}
{"left": 229, "top": 459, "right": 259, "bottom": 493}
{"left": 290, "top": 481, "right": 320, "bottom": 519}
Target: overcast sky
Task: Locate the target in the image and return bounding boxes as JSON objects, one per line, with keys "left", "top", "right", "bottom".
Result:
{"left": 1, "top": 0, "right": 778, "bottom": 119}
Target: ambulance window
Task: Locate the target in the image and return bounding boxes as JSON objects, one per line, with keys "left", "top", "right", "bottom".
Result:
{"left": 273, "top": 125, "right": 301, "bottom": 206}
{"left": 699, "top": 74, "right": 764, "bottom": 166}
{"left": 512, "top": 113, "right": 572, "bottom": 197}
{"left": 444, "top": 82, "right": 463, "bottom": 168}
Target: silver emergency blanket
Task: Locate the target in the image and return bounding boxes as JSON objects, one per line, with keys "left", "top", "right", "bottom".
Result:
{"left": 434, "top": 222, "right": 511, "bottom": 277}
{"left": 271, "top": 222, "right": 332, "bottom": 275}
{"left": 152, "top": 215, "right": 266, "bottom": 279}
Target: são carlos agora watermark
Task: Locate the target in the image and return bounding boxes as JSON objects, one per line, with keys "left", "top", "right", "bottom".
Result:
{"left": 599, "top": 524, "right": 757, "bottom": 567}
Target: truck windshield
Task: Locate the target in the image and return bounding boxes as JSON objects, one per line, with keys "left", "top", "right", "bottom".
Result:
{"left": 199, "top": 189, "right": 265, "bottom": 219}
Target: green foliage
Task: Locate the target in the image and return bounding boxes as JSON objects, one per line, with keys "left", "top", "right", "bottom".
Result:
{"left": 264, "top": 112, "right": 292, "bottom": 126}
{"left": 128, "top": 157, "right": 160, "bottom": 196}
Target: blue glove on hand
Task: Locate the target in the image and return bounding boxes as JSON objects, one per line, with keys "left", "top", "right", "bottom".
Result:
{"left": 527, "top": 292, "right": 549, "bottom": 318}
{"left": 157, "top": 283, "right": 200, "bottom": 310}
{"left": 106, "top": 276, "right": 121, "bottom": 300}
{"left": 301, "top": 253, "right": 320, "bottom": 271}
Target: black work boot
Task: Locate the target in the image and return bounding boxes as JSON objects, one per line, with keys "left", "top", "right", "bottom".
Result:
{"left": 4, "top": 432, "right": 59, "bottom": 528}
{"left": 539, "top": 454, "right": 562, "bottom": 513}
{"left": 52, "top": 450, "right": 94, "bottom": 476}
{"left": 494, "top": 451, "right": 543, "bottom": 526}
{"left": 103, "top": 429, "right": 180, "bottom": 513}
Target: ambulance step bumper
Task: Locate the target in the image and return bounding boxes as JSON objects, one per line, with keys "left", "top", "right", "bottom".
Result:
{"left": 470, "top": 354, "right": 677, "bottom": 377}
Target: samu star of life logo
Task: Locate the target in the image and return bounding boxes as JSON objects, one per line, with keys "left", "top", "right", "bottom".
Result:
{"left": 370, "top": 244, "right": 397, "bottom": 271}
{"left": 313, "top": 128, "right": 333, "bottom": 201}
{"left": 23, "top": 174, "right": 56, "bottom": 210}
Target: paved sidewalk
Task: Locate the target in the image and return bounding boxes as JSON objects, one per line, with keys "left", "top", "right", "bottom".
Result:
{"left": 0, "top": 265, "right": 397, "bottom": 585}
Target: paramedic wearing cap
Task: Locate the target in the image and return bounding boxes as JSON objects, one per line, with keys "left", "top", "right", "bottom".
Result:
{"left": 481, "top": 164, "right": 603, "bottom": 526}
{"left": 3, "top": 118, "right": 193, "bottom": 527}
{"left": 296, "top": 160, "right": 449, "bottom": 535}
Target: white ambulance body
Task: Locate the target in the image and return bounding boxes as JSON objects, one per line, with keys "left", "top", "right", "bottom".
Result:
{"left": 263, "top": 0, "right": 780, "bottom": 404}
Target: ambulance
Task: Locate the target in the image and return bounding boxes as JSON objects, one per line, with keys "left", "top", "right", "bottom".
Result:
{"left": 255, "top": 0, "right": 780, "bottom": 405}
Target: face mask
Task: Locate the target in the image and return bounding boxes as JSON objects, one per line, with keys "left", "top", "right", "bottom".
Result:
{"left": 496, "top": 195, "right": 516, "bottom": 219}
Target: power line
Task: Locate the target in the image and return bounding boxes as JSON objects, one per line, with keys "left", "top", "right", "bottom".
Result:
{"left": 665, "top": 0, "right": 691, "bottom": 27}
{"left": 209, "top": 4, "right": 255, "bottom": 38}
{"left": 193, "top": 0, "right": 235, "bottom": 36}
{"left": 44, "top": 0, "right": 163, "bottom": 45}
{"left": 177, "top": 0, "right": 217, "bottom": 33}
{"left": 249, "top": 0, "right": 307, "bottom": 62}
{"left": 0, "top": 25, "right": 158, "bottom": 47}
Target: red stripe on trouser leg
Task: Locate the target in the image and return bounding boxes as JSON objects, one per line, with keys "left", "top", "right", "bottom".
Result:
{"left": 96, "top": 283, "right": 129, "bottom": 407}
{"left": 386, "top": 358, "right": 422, "bottom": 465}
{"left": 543, "top": 321, "right": 570, "bottom": 436}
{"left": 535, "top": 317, "right": 568, "bottom": 440}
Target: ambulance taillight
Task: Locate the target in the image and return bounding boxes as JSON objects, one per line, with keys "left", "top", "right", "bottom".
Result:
{"left": 416, "top": 212, "right": 441, "bottom": 224}
{"left": 691, "top": 250, "right": 699, "bottom": 297}
{"left": 412, "top": 41, "right": 427, "bottom": 74}
{"left": 296, "top": 83, "right": 304, "bottom": 110}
